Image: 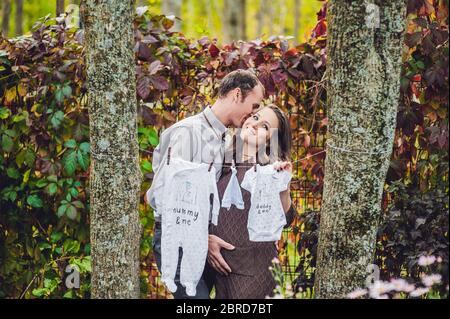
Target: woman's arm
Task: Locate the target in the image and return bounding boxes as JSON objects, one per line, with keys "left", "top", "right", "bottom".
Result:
{"left": 273, "top": 160, "right": 293, "bottom": 213}
{"left": 273, "top": 160, "right": 296, "bottom": 227}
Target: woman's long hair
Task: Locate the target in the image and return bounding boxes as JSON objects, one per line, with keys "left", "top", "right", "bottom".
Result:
{"left": 224, "top": 104, "right": 292, "bottom": 170}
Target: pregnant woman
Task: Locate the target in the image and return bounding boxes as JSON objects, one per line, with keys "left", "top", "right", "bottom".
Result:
{"left": 208, "top": 104, "right": 296, "bottom": 299}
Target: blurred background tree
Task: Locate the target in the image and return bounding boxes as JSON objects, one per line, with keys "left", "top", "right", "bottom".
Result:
{"left": 0, "top": 0, "right": 323, "bottom": 44}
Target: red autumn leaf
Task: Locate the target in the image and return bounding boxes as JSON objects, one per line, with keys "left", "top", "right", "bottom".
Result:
{"left": 311, "top": 19, "right": 327, "bottom": 38}
{"left": 284, "top": 48, "right": 298, "bottom": 59}
{"left": 208, "top": 44, "right": 220, "bottom": 58}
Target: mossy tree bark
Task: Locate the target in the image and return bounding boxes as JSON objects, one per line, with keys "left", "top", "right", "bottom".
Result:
{"left": 83, "top": 0, "right": 142, "bottom": 299}
{"left": 314, "top": 0, "right": 406, "bottom": 298}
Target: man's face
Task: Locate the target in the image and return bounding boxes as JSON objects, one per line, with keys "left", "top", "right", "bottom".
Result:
{"left": 230, "top": 84, "right": 265, "bottom": 128}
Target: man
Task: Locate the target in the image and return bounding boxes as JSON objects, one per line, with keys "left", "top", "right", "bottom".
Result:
{"left": 147, "top": 69, "right": 265, "bottom": 298}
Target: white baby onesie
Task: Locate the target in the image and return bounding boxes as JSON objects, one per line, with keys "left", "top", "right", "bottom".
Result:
{"left": 221, "top": 166, "right": 244, "bottom": 210}
{"left": 241, "top": 164, "right": 292, "bottom": 242}
{"left": 147, "top": 157, "right": 220, "bottom": 296}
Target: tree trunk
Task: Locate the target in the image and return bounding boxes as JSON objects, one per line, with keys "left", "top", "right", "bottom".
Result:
{"left": 1, "top": 0, "right": 11, "bottom": 37}
{"left": 83, "top": 0, "right": 142, "bottom": 299}
{"left": 161, "top": 0, "right": 182, "bottom": 31}
{"left": 15, "top": 0, "right": 23, "bottom": 36}
{"left": 223, "top": 0, "right": 246, "bottom": 43}
{"left": 314, "top": 1, "right": 406, "bottom": 299}
{"left": 294, "top": 0, "right": 300, "bottom": 44}
{"left": 256, "top": 0, "right": 267, "bottom": 37}
{"left": 57, "top": 0, "right": 65, "bottom": 16}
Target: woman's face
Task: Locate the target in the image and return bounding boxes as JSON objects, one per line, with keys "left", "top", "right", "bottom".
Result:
{"left": 240, "top": 107, "right": 279, "bottom": 147}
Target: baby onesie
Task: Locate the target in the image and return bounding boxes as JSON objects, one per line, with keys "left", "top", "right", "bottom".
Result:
{"left": 221, "top": 166, "right": 245, "bottom": 210}
{"left": 146, "top": 157, "right": 220, "bottom": 296}
{"left": 241, "top": 164, "right": 292, "bottom": 242}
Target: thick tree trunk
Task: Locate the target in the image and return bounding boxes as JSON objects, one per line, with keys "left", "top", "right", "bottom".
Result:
{"left": 57, "top": 0, "right": 65, "bottom": 16}
{"left": 314, "top": 1, "right": 406, "bottom": 298}
{"left": 223, "top": 0, "right": 246, "bottom": 43}
{"left": 1, "top": 0, "right": 11, "bottom": 37}
{"left": 161, "top": 0, "right": 182, "bottom": 31}
{"left": 83, "top": 0, "right": 142, "bottom": 299}
{"left": 15, "top": 0, "right": 23, "bottom": 36}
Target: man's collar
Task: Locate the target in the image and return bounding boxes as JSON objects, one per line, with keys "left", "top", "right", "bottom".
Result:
{"left": 203, "top": 106, "right": 227, "bottom": 135}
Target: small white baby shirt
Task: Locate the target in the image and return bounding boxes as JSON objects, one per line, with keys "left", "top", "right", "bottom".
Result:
{"left": 241, "top": 164, "right": 292, "bottom": 242}
{"left": 146, "top": 157, "right": 220, "bottom": 296}
{"left": 221, "top": 166, "right": 244, "bottom": 210}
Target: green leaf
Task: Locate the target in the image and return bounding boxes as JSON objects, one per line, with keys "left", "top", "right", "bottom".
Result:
{"left": 69, "top": 187, "right": 78, "bottom": 198}
{"left": 4, "top": 129, "right": 17, "bottom": 138}
{"left": 55, "top": 88, "right": 64, "bottom": 103}
{"left": 64, "top": 139, "right": 77, "bottom": 149}
{"left": 79, "top": 142, "right": 90, "bottom": 153}
{"left": 38, "top": 242, "right": 52, "bottom": 251}
{"left": 63, "top": 239, "right": 80, "bottom": 253}
{"left": 32, "top": 288, "right": 47, "bottom": 297}
{"left": 57, "top": 204, "right": 68, "bottom": 217}
{"left": 24, "top": 149, "right": 36, "bottom": 167}
{"left": 148, "top": 128, "right": 159, "bottom": 146}
{"left": 0, "top": 107, "right": 11, "bottom": 119}
{"left": 27, "top": 195, "right": 43, "bottom": 208}
{"left": 36, "top": 179, "right": 48, "bottom": 188}
{"left": 46, "top": 183, "right": 58, "bottom": 195}
{"left": 12, "top": 112, "right": 26, "bottom": 123}
{"left": 77, "top": 149, "right": 89, "bottom": 171}
{"left": 47, "top": 175, "right": 58, "bottom": 183}
{"left": 62, "top": 84, "right": 72, "bottom": 97}
{"left": 51, "top": 232, "right": 63, "bottom": 243}
{"left": 50, "top": 110, "right": 65, "bottom": 129}
{"left": 15, "top": 149, "right": 26, "bottom": 167}
{"left": 72, "top": 256, "right": 91, "bottom": 273}
{"left": 72, "top": 200, "right": 83, "bottom": 209}
{"left": 63, "top": 290, "right": 74, "bottom": 299}
{"left": 66, "top": 205, "right": 77, "bottom": 220}
{"left": 5, "top": 190, "right": 17, "bottom": 202}
{"left": 84, "top": 243, "right": 91, "bottom": 255}
{"left": 7, "top": 167, "right": 20, "bottom": 179}
{"left": 23, "top": 168, "right": 31, "bottom": 183}
{"left": 2, "top": 134, "right": 14, "bottom": 152}
{"left": 141, "top": 160, "right": 152, "bottom": 172}
{"left": 63, "top": 150, "right": 77, "bottom": 176}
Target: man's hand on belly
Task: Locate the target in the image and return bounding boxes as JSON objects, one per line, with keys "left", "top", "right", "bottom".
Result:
{"left": 207, "top": 234, "right": 235, "bottom": 276}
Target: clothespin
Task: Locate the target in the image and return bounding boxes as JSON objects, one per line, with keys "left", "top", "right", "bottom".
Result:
{"left": 254, "top": 163, "right": 257, "bottom": 172}
{"left": 208, "top": 162, "right": 214, "bottom": 172}
{"left": 231, "top": 159, "right": 236, "bottom": 169}
{"left": 167, "top": 147, "right": 171, "bottom": 165}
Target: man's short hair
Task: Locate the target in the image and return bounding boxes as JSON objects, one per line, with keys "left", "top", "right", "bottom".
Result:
{"left": 218, "top": 69, "right": 265, "bottom": 101}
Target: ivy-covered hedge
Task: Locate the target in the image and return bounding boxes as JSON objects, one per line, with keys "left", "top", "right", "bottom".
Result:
{"left": 0, "top": 0, "right": 448, "bottom": 299}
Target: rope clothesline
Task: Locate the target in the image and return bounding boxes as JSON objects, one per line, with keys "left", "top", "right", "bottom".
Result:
{"left": 140, "top": 141, "right": 390, "bottom": 168}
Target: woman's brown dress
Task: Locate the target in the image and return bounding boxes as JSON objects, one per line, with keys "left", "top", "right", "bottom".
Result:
{"left": 209, "top": 162, "right": 296, "bottom": 299}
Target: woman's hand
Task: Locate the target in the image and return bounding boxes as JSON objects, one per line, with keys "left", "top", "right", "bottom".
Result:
{"left": 273, "top": 160, "right": 293, "bottom": 212}
{"left": 273, "top": 160, "right": 293, "bottom": 173}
